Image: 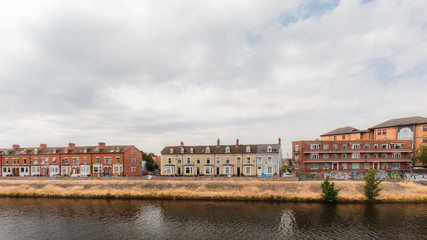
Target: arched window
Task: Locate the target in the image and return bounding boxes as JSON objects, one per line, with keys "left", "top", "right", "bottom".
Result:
{"left": 267, "top": 145, "right": 272, "bottom": 152}
{"left": 190, "top": 148, "right": 194, "bottom": 153}
{"left": 246, "top": 146, "right": 251, "bottom": 152}
{"left": 206, "top": 147, "right": 210, "bottom": 153}
{"left": 225, "top": 146, "right": 230, "bottom": 153}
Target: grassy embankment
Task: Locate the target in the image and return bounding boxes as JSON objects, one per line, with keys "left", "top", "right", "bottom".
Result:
{"left": 0, "top": 179, "right": 426, "bottom": 202}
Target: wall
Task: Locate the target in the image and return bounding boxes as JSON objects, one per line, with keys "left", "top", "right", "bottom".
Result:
{"left": 318, "top": 170, "right": 427, "bottom": 183}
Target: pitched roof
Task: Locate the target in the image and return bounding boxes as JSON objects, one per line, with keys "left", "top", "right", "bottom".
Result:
{"left": 369, "top": 116, "right": 427, "bottom": 129}
{"left": 161, "top": 144, "right": 260, "bottom": 155}
{"left": 321, "top": 126, "right": 366, "bottom": 136}
{"left": 0, "top": 145, "right": 134, "bottom": 156}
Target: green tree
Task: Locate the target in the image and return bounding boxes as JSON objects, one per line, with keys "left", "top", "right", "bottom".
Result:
{"left": 363, "top": 169, "right": 382, "bottom": 200}
{"left": 140, "top": 151, "right": 158, "bottom": 171}
{"left": 321, "top": 177, "right": 341, "bottom": 203}
{"left": 414, "top": 143, "right": 427, "bottom": 165}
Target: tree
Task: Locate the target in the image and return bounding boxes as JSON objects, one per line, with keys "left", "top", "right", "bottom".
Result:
{"left": 363, "top": 169, "right": 382, "bottom": 200}
{"left": 414, "top": 143, "right": 427, "bottom": 165}
{"left": 140, "top": 151, "right": 158, "bottom": 171}
{"left": 321, "top": 177, "right": 341, "bottom": 203}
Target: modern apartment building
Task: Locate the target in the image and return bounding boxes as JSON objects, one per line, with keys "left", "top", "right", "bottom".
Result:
{"left": 160, "top": 139, "right": 283, "bottom": 176}
{"left": 0, "top": 142, "right": 143, "bottom": 177}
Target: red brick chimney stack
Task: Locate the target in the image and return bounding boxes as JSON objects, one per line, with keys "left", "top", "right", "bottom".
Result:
{"left": 40, "top": 143, "right": 47, "bottom": 148}
{"left": 69, "top": 143, "right": 75, "bottom": 148}
{"left": 236, "top": 139, "right": 239, "bottom": 148}
{"left": 12, "top": 144, "right": 20, "bottom": 149}
{"left": 278, "top": 137, "right": 281, "bottom": 145}
{"left": 98, "top": 142, "right": 106, "bottom": 147}
{"left": 217, "top": 138, "right": 220, "bottom": 147}
{"left": 180, "top": 141, "right": 184, "bottom": 147}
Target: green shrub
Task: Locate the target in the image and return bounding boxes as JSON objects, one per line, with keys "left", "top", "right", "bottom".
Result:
{"left": 363, "top": 169, "right": 383, "bottom": 200}
{"left": 321, "top": 177, "right": 341, "bottom": 203}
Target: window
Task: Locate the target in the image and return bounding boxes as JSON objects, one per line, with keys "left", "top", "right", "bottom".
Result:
{"left": 223, "top": 166, "right": 232, "bottom": 174}
{"left": 294, "top": 145, "right": 299, "bottom": 151}
{"left": 225, "top": 146, "right": 230, "bottom": 153}
{"left": 115, "top": 157, "right": 119, "bottom": 164}
{"left": 311, "top": 163, "right": 318, "bottom": 169}
{"left": 323, "top": 154, "right": 329, "bottom": 159}
{"left": 374, "top": 154, "right": 378, "bottom": 159}
{"left": 381, "top": 163, "right": 387, "bottom": 169}
{"left": 352, "top": 144, "right": 361, "bottom": 150}
{"left": 310, "top": 144, "right": 320, "bottom": 150}
{"left": 381, "top": 154, "right": 387, "bottom": 159}
{"left": 165, "top": 166, "right": 173, "bottom": 174}
{"left": 197, "top": 157, "right": 200, "bottom": 164}
{"left": 342, "top": 154, "right": 347, "bottom": 159}
{"left": 310, "top": 154, "right": 319, "bottom": 159}
{"left": 266, "top": 166, "right": 273, "bottom": 174}
{"left": 378, "top": 130, "right": 381, "bottom": 135}
{"left": 257, "top": 157, "right": 262, "bottom": 163}
{"left": 216, "top": 157, "right": 220, "bottom": 164}
{"left": 114, "top": 166, "right": 118, "bottom": 172}
{"left": 170, "top": 148, "right": 174, "bottom": 154}
{"left": 226, "top": 157, "right": 230, "bottom": 164}
{"left": 104, "top": 157, "right": 108, "bottom": 164}
{"left": 246, "top": 157, "right": 251, "bottom": 164}
{"left": 206, "top": 147, "right": 210, "bottom": 153}
{"left": 294, "top": 163, "right": 299, "bottom": 169}
{"left": 168, "top": 158, "right": 172, "bottom": 164}
{"left": 424, "top": 125, "right": 427, "bottom": 131}
{"left": 206, "top": 157, "right": 211, "bottom": 164}
{"left": 236, "top": 157, "right": 241, "bottom": 164}
{"left": 323, "top": 163, "right": 328, "bottom": 169}
{"left": 364, "top": 144, "right": 370, "bottom": 149}
{"left": 333, "top": 144, "right": 337, "bottom": 150}
{"left": 383, "top": 129, "right": 387, "bottom": 134}
{"left": 423, "top": 138, "right": 427, "bottom": 143}
{"left": 83, "top": 157, "right": 87, "bottom": 164}
{"left": 72, "top": 157, "right": 76, "bottom": 164}
{"left": 295, "top": 154, "right": 299, "bottom": 161}
{"left": 374, "top": 144, "right": 378, "bottom": 149}
{"left": 204, "top": 166, "right": 213, "bottom": 174}
{"left": 34, "top": 158, "right": 37, "bottom": 164}
{"left": 352, "top": 153, "right": 360, "bottom": 159}
{"left": 341, "top": 144, "right": 347, "bottom": 150}
{"left": 96, "top": 157, "right": 100, "bottom": 163}
{"left": 181, "top": 148, "right": 184, "bottom": 154}
{"left": 76, "top": 157, "right": 79, "bottom": 164}
{"left": 364, "top": 154, "right": 370, "bottom": 159}
{"left": 381, "top": 144, "right": 388, "bottom": 149}
{"left": 352, "top": 163, "right": 360, "bottom": 169}
{"left": 392, "top": 163, "right": 400, "bottom": 169}
{"left": 364, "top": 163, "right": 370, "bottom": 169}
{"left": 342, "top": 163, "right": 348, "bottom": 170}
{"left": 185, "top": 166, "right": 193, "bottom": 174}
{"left": 334, "top": 136, "right": 337, "bottom": 140}
{"left": 333, "top": 154, "right": 338, "bottom": 159}
{"left": 342, "top": 135, "right": 346, "bottom": 140}
{"left": 246, "top": 146, "right": 251, "bottom": 152}
{"left": 23, "top": 158, "right": 27, "bottom": 164}
{"left": 323, "top": 144, "right": 329, "bottom": 150}
{"left": 267, "top": 157, "right": 272, "bottom": 163}
{"left": 267, "top": 145, "right": 272, "bottom": 152}
{"left": 392, "top": 153, "right": 401, "bottom": 159}
{"left": 244, "top": 166, "right": 252, "bottom": 175}
{"left": 190, "top": 148, "right": 194, "bottom": 154}
{"left": 177, "top": 158, "right": 181, "bottom": 164}
{"left": 186, "top": 158, "right": 191, "bottom": 164}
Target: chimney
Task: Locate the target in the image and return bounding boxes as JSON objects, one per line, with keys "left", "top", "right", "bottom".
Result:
{"left": 98, "top": 142, "right": 106, "bottom": 147}
{"left": 69, "top": 142, "right": 75, "bottom": 148}
{"left": 278, "top": 137, "right": 282, "bottom": 146}
{"left": 236, "top": 139, "right": 239, "bottom": 148}
{"left": 180, "top": 141, "right": 184, "bottom": 147}
{"left": 12, "top": 144, "right": 20, "bottom": 149}
{"left": 217, "top": 138, "right": 220, "bottom": 147}
{"left": 40, "top": 143, "right": 47, "bottom": 148}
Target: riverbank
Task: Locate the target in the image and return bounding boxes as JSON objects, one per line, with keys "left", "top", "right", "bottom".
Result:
{"left": 0, "top": 179, "right": 426, "bottom": 202}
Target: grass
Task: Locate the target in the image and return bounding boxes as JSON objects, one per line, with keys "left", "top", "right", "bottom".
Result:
{"left": 0, "top": 179, "right": 425, "bottom": 202}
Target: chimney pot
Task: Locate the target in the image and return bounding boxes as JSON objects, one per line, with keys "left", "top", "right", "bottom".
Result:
{"left": 180, "top": 141, "right": 184, "bottom": 147}
{"left": 217, "top": 138, "right": 220, "bottom": 146}
{"left": 69, "top": 142, "right": 75, "bottom": 148}
{"left": 40, "top": 143, "right": 47, "bottom": 148}
{"left": 278, "top": 137, "right": 282, "bottom": 146}
{"left": 98, "top": 142, "right": 106, "bottom": 147}
{"left": 236, "top": 139, "right": 239, "bottom": 148}
{"left": 12, "top": 144, "right": 20, "bottom": 149}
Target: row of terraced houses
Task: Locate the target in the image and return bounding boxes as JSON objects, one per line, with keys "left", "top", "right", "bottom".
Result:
{"left": 0, "top": 142, "right": 143, "bottom": 177}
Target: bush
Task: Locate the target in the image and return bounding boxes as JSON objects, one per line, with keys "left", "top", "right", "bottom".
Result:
{"left": 363, "top": 169, "right": 383, "bottom": 200}
{"left": 321, "top": 177, "right": 341, "bottom": 203}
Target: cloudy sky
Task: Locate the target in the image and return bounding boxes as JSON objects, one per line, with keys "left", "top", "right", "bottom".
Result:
{"left": 1, "top": 0, "right": 427, "bottom": 156}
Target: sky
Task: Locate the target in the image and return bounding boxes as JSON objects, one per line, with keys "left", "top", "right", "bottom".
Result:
{"left": 1, "top": 0, "right": 427, "bottom": 156}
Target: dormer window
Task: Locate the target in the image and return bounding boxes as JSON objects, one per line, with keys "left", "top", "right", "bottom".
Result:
{"left": 206, "top": 147, "right": 210, "bottom": 153}
{"left": 53, "top": 148, "right": 56, "bottom": 154}
{"left": 83, "top": 147, "right": 87, "bottom": 153}
{"left": 170, "top": 148, "right": 174, "bottom": 154}
{"left": 225, "top": 146, "right": 230, "bottom": 153}
{"left": 64, "top": 149, "right": 68, "bottom": 153}
{"left": 115, "top": 147, "right": 119, "bottom": 153}
{"left": 246, "top": 146, "right": 251, "bottom": 152}
{"left": 267, "top": 145, "right": 272, "bottom": 152}
{"left": 95, "top": 147, "right": 99, "bottom": 153}
{"left": 23, "top": 149, "right": 27, "bottom": 154}
{"left": 190, "top": 148, "right": 194, "bottom": 154}
{"left": 181, "top": 148, "right": 184, "bottom": 154}
{"left": 34, "top": 149, "right": 38, "bottom": 154}
{"left": 5, "top": 150, "right": 9, "bottom": 155}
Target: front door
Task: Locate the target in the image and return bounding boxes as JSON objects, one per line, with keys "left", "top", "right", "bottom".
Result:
{"left": 197, "top": 167, "right": 200, "bottom": 175}
{"left": 237, "top": 167, "right": 240, "bottom": 176}
{"left": 178, "top": 167, "right": 181, "bottom": 175}
{"left": 216, "top": 167, "right": 220, "bottom": 175}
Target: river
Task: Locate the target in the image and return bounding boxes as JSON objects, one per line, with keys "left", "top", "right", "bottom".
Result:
{"left": 0, "top": 198, "right": 425, "bottom": 239}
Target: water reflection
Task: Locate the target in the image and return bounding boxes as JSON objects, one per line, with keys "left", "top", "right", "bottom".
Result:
{"left": 0, "top": 198, "right": 425, "bottom": 240}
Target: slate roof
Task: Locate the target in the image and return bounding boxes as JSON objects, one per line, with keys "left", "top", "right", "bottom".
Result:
{"left": 257, "top": 144, "right": 281, "bottom": 153}
{"left": 0, "top": 145, "right": 133, "bottom": 156}
{"left": 321, "top": 126, "right": 368, "bottom": 136}
{"left": 161, "top": 144, "right": 259, "bottom": 155}
{"left": 369, "top": 116, "right": 427, "bottom": 129}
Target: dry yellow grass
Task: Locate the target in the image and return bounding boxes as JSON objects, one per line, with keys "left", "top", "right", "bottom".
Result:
{"left": 0, "top": 179, "right": 425, "bottom": 201}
